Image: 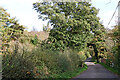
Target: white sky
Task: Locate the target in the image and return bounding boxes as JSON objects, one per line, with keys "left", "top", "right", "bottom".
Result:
{"left": 0, "top": 0, "right": 119, "bottom": 31}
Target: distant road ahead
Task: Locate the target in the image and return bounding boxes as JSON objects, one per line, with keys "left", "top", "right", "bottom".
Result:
{"left": 71, "top": 57, "right": 120, "bottom": 80}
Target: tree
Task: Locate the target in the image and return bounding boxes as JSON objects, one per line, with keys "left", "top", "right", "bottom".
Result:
{"left": 33, "top": 1, "right": 104, "bottom": 51}
{"left": 0, "top": 7, "right": 25, "bottom": 53}
{"left": 43, "top": 22, "right": 51, "bottom": 32}
{"left": 87, "top": 24, "right": 106, "bottom": 63}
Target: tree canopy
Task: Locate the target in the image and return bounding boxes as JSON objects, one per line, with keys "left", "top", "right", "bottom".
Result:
{"left": 33, "top": 1, "right": 105, "bottom": 51}
{"left": 0, "top": 7, "right": 25, "bottom": 52}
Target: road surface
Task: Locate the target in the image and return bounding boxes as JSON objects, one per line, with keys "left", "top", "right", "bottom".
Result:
{"left": 71, "top": 57, "right": 120, "bottom": 80}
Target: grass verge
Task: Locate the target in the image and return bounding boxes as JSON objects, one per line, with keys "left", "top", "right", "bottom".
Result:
{"left": 50, "top": 64, "right": 88, "bottom": 79}
{"left": 99, "top": 63, "right": 120, "bottom": 75}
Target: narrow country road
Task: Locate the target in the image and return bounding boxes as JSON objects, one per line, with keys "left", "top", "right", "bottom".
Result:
{"left": 71, "top": 57, "right": 120, "bottom": 80}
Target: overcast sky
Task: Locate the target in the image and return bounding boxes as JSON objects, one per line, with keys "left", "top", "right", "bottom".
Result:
{"left": 0, "top": 0, "right": 119, "bottom": 31}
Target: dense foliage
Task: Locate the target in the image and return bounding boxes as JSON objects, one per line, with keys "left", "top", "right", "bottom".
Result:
{"left": 31, "top": 47, "right": 86, "bottom": 78}
{"left": 88, "top": 26, "right": 106, "bottom": 62}
{"left": 3, "top": 43, "right": 87, "bottom": 78}
{"left": 1, "top": 6, "right": 87, "bottom": 78}
{"left": 105, "top": 25, "right": 120, "bottom": 74}
{"left": 33, "top": 1, "right": 104, "bottom": 51}
{"left": 2, "top": 44, "right": 34, "bottom": 78}
{"left": 1, "top": 1, "right": 120, "bottom": 79}
{"left": 0, "top": 7, "right": 25, "bottom": 53}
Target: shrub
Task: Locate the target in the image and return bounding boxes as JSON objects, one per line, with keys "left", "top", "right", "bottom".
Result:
{"left": 112, "top": 46, "right": 120, "bottom": 72}
{"left": 30, "top": 47, "right": 60, "bottom": 78}
{"left": 2, "top": 43, "right": 35, "bottom": 78}
{"left": 2, "top": 42, "right": 86, "bottom": 78}
{"left": 31, "top": 47, "right": 85, "bottom": 78}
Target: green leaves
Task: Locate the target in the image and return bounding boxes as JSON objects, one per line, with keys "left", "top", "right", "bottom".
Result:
{"left": 0, "top": 7, "right": 25, "bottom": 52}
{"left": 33, "top": 1, "right": 104, "bottom": 51}
{"left": 31, "top": 35, "right": 38, "bottom": 45}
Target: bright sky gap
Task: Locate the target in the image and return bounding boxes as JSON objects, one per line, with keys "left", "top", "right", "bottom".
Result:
{"left": 0, "top": 0, "right": 119, "bottom": 31}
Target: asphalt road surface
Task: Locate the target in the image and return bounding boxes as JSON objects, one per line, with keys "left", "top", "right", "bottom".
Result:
{"left": 71, "top": 57, "right": 120, "bottom": 80}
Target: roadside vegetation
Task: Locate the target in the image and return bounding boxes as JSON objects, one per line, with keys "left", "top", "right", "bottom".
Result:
{"left": 0, "top": 0, "right": 120, "bottom": 79}
{"left": 99, "top": 63, "right": 120, "bottom": 75}
{"left": 94, "top": 25, "right": 120, "bottom": 75}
